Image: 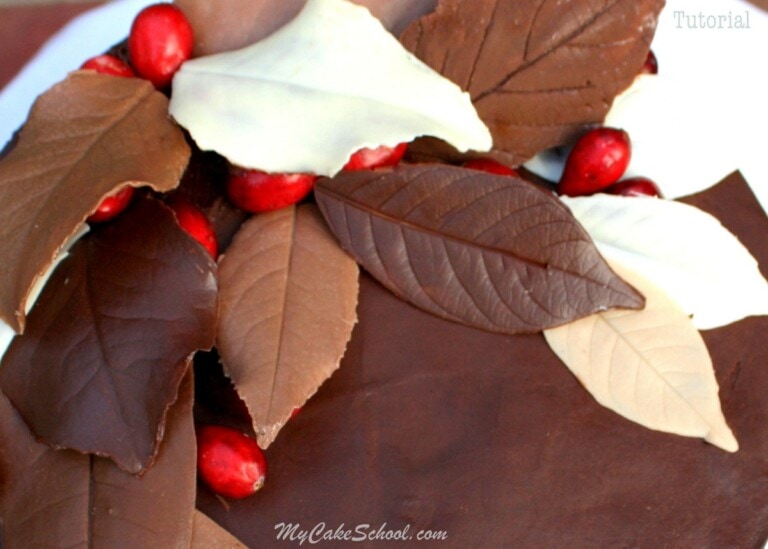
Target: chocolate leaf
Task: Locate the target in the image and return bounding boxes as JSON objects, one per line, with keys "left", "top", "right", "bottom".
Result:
{"left": 561, "top": 193, "right": 768, "bottom": 329}
{"left": 169, "top": 0, "right": 490, "bottom": 177}
{"left": 400, "top": 0, "right": 665, "bottom": 166}
{"left": 544, "top": 262, "right": 738, "bottom": 452}
{"left": 315, "top": 165, "right": 643, "bottom": 334}
{"left": 175, "top": 0, "right": 437, "bottom": 56}
{"left": 217, "top": 205, "right": 359, "bottom": 448}
{"left": 0, "top": 372, "right": 197, "bottom": 547}
{"left": 191, "top": 511, "right": 248, "bottom": 548}
{"left": 0, "top": 198, "right": 217, "bottom": 474}
{"left": 0, "top": 71, "right": 190, "bottom": 333}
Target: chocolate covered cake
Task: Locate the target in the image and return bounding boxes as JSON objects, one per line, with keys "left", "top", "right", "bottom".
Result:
{"left": 1, "top": 0, "right": 768, "bottom": 547}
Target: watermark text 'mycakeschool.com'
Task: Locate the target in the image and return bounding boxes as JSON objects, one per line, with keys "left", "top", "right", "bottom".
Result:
{"left": 673, "top": 10, "right": 752, "bottom": 30}
{"left": 275, "top": 522, "right": 449, "bottom": 545}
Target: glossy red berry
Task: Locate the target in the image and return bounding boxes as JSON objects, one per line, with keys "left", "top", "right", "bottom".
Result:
{"left": 343, "top": 143, "right": 408, "bottom": 171}
{"left": 87, "top": 187, "right": 135, "bottom": 223}
{"left": 197, "top": 425, "right": 266, "bottom": 499}
{"left": 227, "top": 168, "right": 317, "bottom": 213}
{"left": 80, "top": 54, "right": 135, "bottom": 77}
{"left": 128, "top": 3, "right": 193, "bottom": 89}
{"left": 605, "top": 177, "right": 663, "bottom": 198}
{"left": 462, "top": 158, "right": 520, "bottom": 177}
{"left": 558, "top": 127, "right": 631, "bottom": 197}
{"left": 642, "top": 50, "right": 658, "bottom": 75}
{"left": 168, "top": 198, "right": 218, "bottom": 259}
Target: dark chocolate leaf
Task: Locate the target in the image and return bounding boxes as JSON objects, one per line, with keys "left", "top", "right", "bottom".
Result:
{"left": 0, "top": 372, "right": 197, "bottom": 547}
{"left": 315, "top": 165, "right": 643, "bottom": 334}
{"left": 0, "top": 198, "right": 217, "bottom": 474}
{"left": 400, "top": 0, "right": 665, "bottom": 166}
{"left": 217, "top": 205, "right": 359, "bottom": 448}
{"left": 0, "top": 71, "right": 190, "bottom": 333}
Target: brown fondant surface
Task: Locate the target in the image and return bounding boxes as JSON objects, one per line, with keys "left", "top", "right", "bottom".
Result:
{"left": 197, "top": 172, "right": 768, "bottom": 547}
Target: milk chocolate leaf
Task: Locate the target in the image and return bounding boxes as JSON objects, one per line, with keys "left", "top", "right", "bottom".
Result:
{"left": 544, "top": 263, "right": 738, "bottom": 452}
{"left": 0, "top": 198, "right": 217, "bottom": 474}
{"left": 0, "top": 372, "right": 197, "bottom": 547}
{"left": 0, "top": 70, "right": 190, "bottom": 333}
{"left": 217, "top": 205, "right": 359, "bottom": 448}
{"left": 192, "top": 511, "right": 249, "bottom": 548}
{"left": 400, "top": 0, "right": 664, "bottom": 166}
{"left": 175, "top": 0, "right": 437, "bottom": 56}
{"left": 315, "top": 165, "right": 643, "bottom": 334}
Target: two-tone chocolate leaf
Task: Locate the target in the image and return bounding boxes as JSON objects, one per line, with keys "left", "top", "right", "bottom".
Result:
{"left": 0, "top": 71, "right": 190, "bottom": 332}
{"left": 400, "top": 0, "right": 665, "bottom": 166}
{"left": 315, "top": 165, "right": 643, "bottom": 334}
{"left": 0, "top": 198, "right": 217, "bottom": 474}
{"left": 0, "top": 372, "right": 197, "bottom": 547}
{"left": 217, "top": 205, "right": 359, "bottom": 448}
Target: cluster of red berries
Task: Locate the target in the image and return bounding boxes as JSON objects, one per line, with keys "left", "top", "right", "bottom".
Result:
{"left": 463, "top": 127, "right": 662, "bottom": 199}
{"left": 557, "top": 127, "right": 662, "bottom": 198}
{"left": 84, "top": 3, "right": 409, "bottom": 252}
{"left": 81, "top": 3, "right": 193, "bottom": 88}
{"left": 83, "top": 3, "right": 216, "bottom": 251}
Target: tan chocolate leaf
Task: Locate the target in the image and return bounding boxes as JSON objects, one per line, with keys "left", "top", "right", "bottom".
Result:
{"left": 192, "top": 511, "right": 248, "bottom": 548}
{"left": 400, "top": 0, "right": 665, "bottom": 166}
{"left": 0, "top": 372, "right": 197, "bottom": 547}
{"left": 217, "top": 204, "right": 359, "bottom": 448}
{"left": 0, "top": 71, "right": 190, "bottom": 333}
{"left": 544, "top": 262, "right": 738, "bottom": 452}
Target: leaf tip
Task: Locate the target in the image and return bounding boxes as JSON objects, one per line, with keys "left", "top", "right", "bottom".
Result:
{"left": 707, "top": 426, "right": 739, "bottom": 453}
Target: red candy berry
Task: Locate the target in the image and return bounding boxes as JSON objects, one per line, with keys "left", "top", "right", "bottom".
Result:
{"left": 80, "top": 54, "right": 135, "bottom": 77}
{"left": 227, "top": 168, "right": 317, "bottom": 213}
{"left": 197, "top": 425, "right": 266, "bottom": 499}
{"left": 606, "top": 177, "right": 663, "bottom": 198}
{"left": 128, "top": 3, "right": 193, "bottom": 89}
{"left": 168, "top": 198, "right": 218, "bottom": 259}
{"left": 87, "top": 187, "right": 135, "bottom": 223}
{"left": 343, "top": 143, "right": 408, "bottom": 171}
{"left": 642, "top": 50, "right": 659, "bottom": 75}
{"left": 558, "top": 127, "right": 631, "bottom": 197}
{"left": 462, "top": 158, "right": 520, "bottom": 177}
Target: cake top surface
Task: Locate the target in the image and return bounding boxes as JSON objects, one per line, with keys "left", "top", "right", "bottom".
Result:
{"left": 0, "top": 0, "right": 768, "bottom": 547}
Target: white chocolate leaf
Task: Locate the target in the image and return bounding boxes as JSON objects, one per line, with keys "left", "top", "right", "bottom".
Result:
{"left": 169, "top": 0, "right": 491, "bottom": 176}
{"left": 544, "top": 262, "right": 738, "bottom": 453}
{"left": 561, "top": 193, "right": 768, "bottom": 330}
